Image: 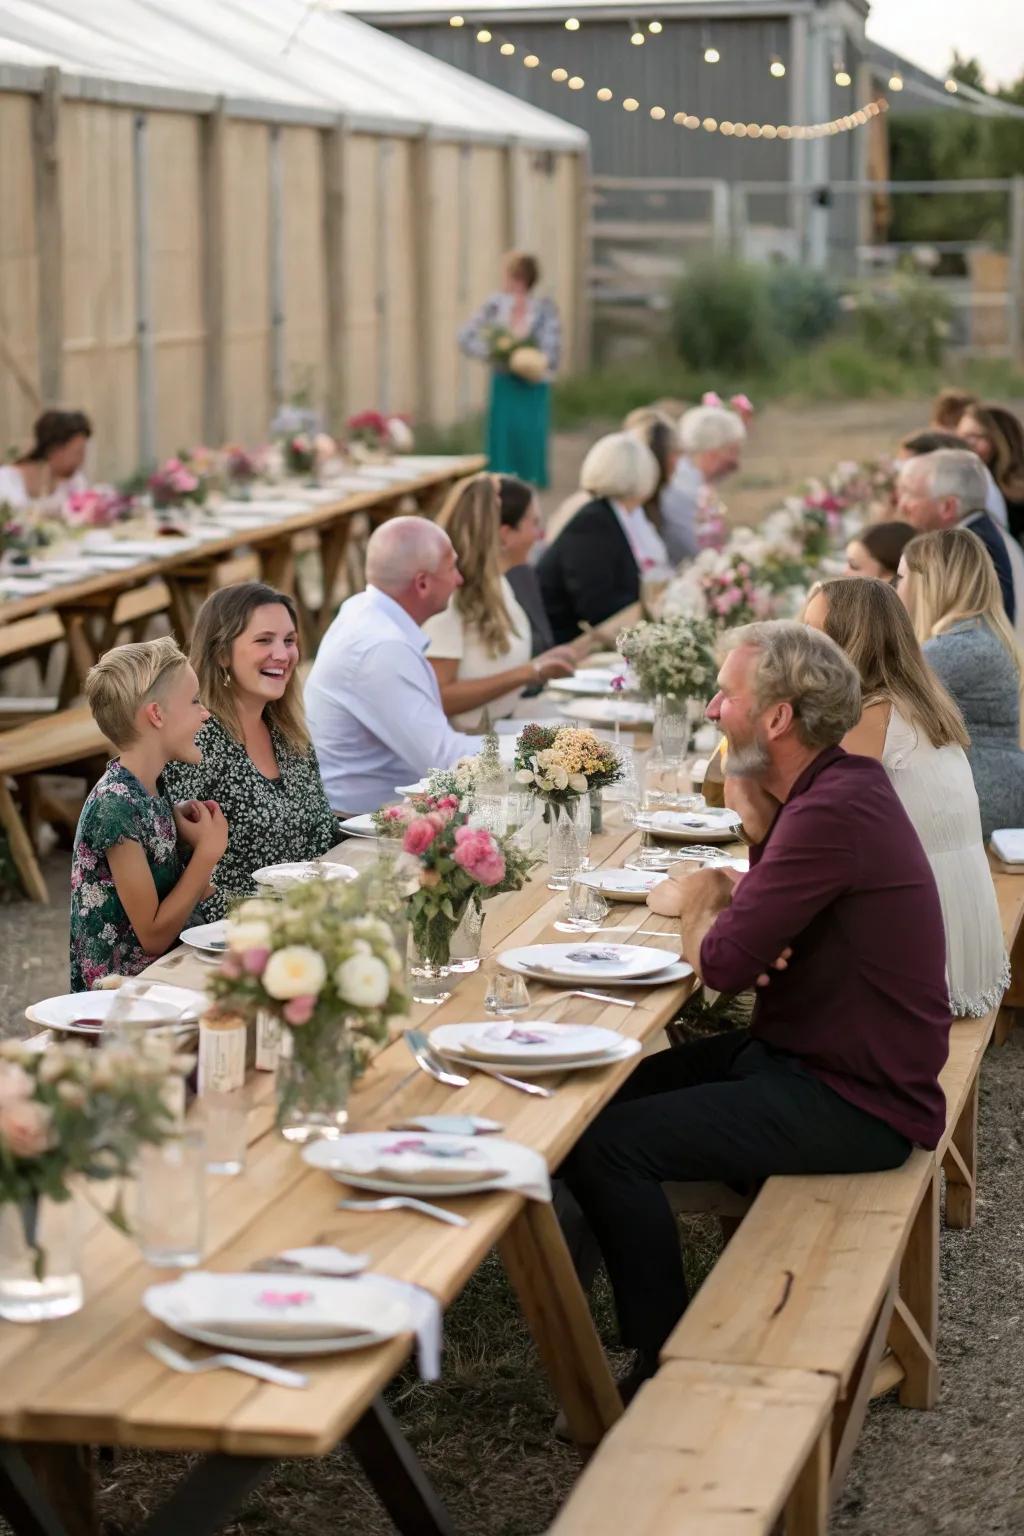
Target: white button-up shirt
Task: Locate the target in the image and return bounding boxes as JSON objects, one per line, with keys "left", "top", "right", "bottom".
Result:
{"left": 305, "top": 586, "right": 481, "bottom": 814}
{"left": 610, "top": 499, "right": 671, "bottom": 576}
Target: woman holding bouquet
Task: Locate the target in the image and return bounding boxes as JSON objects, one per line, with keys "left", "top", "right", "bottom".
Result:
{"left": 458, "top": 251, "right": 561, "bottom": 488}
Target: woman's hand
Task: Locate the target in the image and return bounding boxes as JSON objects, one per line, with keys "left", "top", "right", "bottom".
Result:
{"left": 532, "top": 647, "right": 577, "bottom": 682}
{"left": 724, "top": 777, "right": 779, "bottom": 844}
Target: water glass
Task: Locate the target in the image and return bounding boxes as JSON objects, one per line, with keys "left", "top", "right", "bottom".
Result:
{"left": 196, "top": 1090, "right": 247, "bottom": 1176}
{"left": 484, "top": 972, "right": 531, "bottom": 1015}
{"left": 555, "top": 879, "right": 610, "bottom": 932}
{"left": 135, "top": 1130, "right": 206, "bottom": 1268}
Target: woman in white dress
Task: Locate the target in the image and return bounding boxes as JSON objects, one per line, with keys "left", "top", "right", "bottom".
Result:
{"left": 805, "top": 576, "right": 1008, "bottom": 1018}
{"left": 0, "top": 410, "right": 92, "bottom": 512}
{"left": 423, "top": 473, "right": 577, "bottom": 731}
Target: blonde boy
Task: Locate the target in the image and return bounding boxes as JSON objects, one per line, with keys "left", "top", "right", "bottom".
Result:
{"left": 70, "top": 636, "right": 227, "bottom": 990}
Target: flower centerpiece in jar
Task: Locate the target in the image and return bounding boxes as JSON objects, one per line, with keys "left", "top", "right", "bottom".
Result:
{"left": 148, "top": 454, "right": 208, "bottom": 516}
{"left": 345, "top": 411, "right": 413, "bottom": 465}
{"left": 513, "top": 725, "right": 623, "bottom": 888}
{"left": 616, "top": 614, "right": 718, "bottom": 771}
{"left": 208, "top": 875, "right": 407, "bottom": 1143}
{"left": 63, "top": 487, "right": 135, "bottom": 530}
{"left": 0, "top": 1039, "right": 191, "bottom": 1323}
{"left": 221, "top": 444, "right": 267, "bottom": 500}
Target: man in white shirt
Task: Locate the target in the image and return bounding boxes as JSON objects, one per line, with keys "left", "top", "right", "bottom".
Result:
{"left": 305, "top": 517, "right": 481, "bottom": 813}
{"left": 661, "top": 406, "right": 746, "bottom": 566}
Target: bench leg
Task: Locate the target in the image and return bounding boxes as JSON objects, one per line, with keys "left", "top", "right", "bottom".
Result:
{"left": 943, "top": 1075, "right": 978, "bottom": 1229}
{"left": 890, "top": 1172, "right": 939, "bottom": 1410}
{"left": 784, "top": 1423, "right": 829, "bottom": 1536}
{"left": 829, "top": 1277, "right": 897, "bottom": 1502}
{"left": 498, "top": 1198, "right": 623, "bottom": 1450}
{"left": 0, "top": 780, "right": 49, "bottom": 903}
{"left": 993, "top": 1007, "right": 1018, "bottom": 1047}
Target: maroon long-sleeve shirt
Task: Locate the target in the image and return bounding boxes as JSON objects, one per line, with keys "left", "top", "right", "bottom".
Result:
{"left": 700, "top": 747, "right": 950, "bottom": 1148}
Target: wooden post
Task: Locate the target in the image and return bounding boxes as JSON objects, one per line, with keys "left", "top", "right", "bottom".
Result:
{"left": 200, "top": 99, "right": 228, "bottom": 446}
{"left": 322, "top": 118, "right": 348, "bottom": 429}
{"left": 31, "top": 66, "right": 64, "bottom": 405}
{"left": 502, "top": 139, "right": 521, "bottom": 249}
{"left": 410, "top": 132, "right": 435, "bottom": 428}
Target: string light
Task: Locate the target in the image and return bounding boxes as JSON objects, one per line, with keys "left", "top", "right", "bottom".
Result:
{"left": 448, "top": 14, "right": 464, "bottom": 25}
{"left": 623, "top": 97, "right": 639, "bottom": 111}
{"left": 650, "top": 105, "right": 666, "bottom": 119}
{"left": 568, "top": 74, "right": 585, "bottom": 89}
{"left": 564, "top": 15, "right": 580, "bottom": 28}
{"left": 835, "top": 67, "right": 851, "bottom": 87}
{"left": 945, "top": 77, "right": 959, "bottom": 93}
{"left": 648, "top": 19, "right": 662, "bottom": 32}
{"left": 770, "top": 56, "right": 786, "bottom": 78}
{"left": 630, "top": 30, "right": 645, "bottom": 45}
{"left": 596, "top": 87, "right": 613, "bottom": 101}
{"left": 523, "top": 54, "right": 539, "bottom": 67}
{"left": 889, "top": 72, "right": 904, "bottom": 90}
{"left": 500, "top": 41, "right": 515, "bottom": 54}
{"left": 551, "top": 66, "right": 568, "bottom": 81}
{"left": 476, "top": 28, "right": 490, "bottom": 42}
{"left": 704, "top": 45, "right": 720, "bottom": 63}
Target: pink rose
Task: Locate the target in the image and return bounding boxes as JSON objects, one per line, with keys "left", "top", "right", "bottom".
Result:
{"left": 730, "top": 393, "right": 754, "bottom": 422}
{"left": 0, "top": 1062, "right": 34, "bottom": 1106}
{"left": 220, "top": 954, "right": 243, "bottom": 980}
{"left": 283, "top": 995, "right": 315, "bottom": 1026}
{"left": 0, "top": 1099, "right": 54, "bottom": 1158}
{"left": 403, "top": 817, "right": 440, "bottom": 856}
{"left": 242, "top": 947, "right": 270, "bottom": 976}
{"left": 701, "top": 390, "right": 723, "bottom": 408}
{"left": 453, "top": 827, "right": 506, "bottom": 886}
{"left": 721, "top": 585, "right": 742, "bottom": 606}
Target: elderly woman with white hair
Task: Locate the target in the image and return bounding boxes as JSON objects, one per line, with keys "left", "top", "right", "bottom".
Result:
{"left": 662, "top": 404, "right": 747, "bottom": 565}
{"left": 537, "top": 432, "right": 666, "bottom": 646}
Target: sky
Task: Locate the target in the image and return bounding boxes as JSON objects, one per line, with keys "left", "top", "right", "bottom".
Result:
{"left": 866, "top": 0, "right": 1024, "bottom": 90}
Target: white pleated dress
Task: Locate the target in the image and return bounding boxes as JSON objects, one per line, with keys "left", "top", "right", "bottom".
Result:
{"left": 881, "top": 706, "right": 1009, "bottom": 1018}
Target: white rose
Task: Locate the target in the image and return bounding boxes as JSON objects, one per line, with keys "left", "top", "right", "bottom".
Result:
{"left": 234, "top": 899, "right": 278, "bottom": 921}
{"left": 0, "top": 1061, "right": 34, "bottom": 1106}
{"left": 568, "top": 773, "right": 589, "bottom": 794}
{"left": 262, "top": 946, "right": 327, "bottom": 1000}
{"left": 37, "top": 1051, "right": 70, "bottom": 1084}
{"left": 349, "top": 938, "right": 372, "bottom": 955}
{"left": 227, "top": 919, "right": 272, "bottom": 953}
{"left": 335, "top": 954, "right": 391, "bottom": 1009}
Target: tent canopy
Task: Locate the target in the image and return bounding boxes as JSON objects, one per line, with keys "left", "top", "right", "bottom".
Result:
{"left": 0, "top": 0, "right": 588, "bottom": 146}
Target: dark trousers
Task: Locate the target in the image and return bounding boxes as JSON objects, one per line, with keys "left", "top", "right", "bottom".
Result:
{"left": 560, "top": 1032, "right": 912, "bottom": 1353}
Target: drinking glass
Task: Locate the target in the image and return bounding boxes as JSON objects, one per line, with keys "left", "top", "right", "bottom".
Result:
{"left": 484, "top": 973, "right": 531, "bottom": 1015}
{"left": 196, "top": 1091, "right": 247, "bottom": 1176}
{"left": 555, "top": 879, "right": 611, "bottom": 932}
{"left": 135, "top": 1130, "right": 206, "bottom": 1267}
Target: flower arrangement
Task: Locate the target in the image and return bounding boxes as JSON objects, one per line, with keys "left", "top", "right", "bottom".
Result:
{"left": 0, "top": 505, "right": 55, "bottom": 563}
{"left": 0, "top": 1037, "right": 190, "bottom": 1274}
{"left": 486, "top": 328, "right": 548, "bottom": 384}
{"left": 283, "top": 433, "right": 316, "bottom": 477}
{"left": 221, "top": 444, "right": 267, "bottom": 491}
{"left": 513, "top": 724, "right": 623, "bottom": 807}
{"left": 346, "top": 411, "right": 412, "bottom": 456}
{"left": 148, "top": 455, "right": 207, "bottom": 511}
{"left": 616, "top": 615, "right": 718, "bottom": 701}
{"left": 63, "top": 487, "right": 134, "bottom": 530}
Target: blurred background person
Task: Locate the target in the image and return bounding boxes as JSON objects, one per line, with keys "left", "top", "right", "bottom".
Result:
{"left": 899, "top": 427, "right": 1007, "bottom": 527}
{"left": 955, "top": 402, "right": 1024, "bottom": 541}
{"left": 0, "top": 409, "right": 92, "bottom": 511}
{"left": 843, "top": 521, "right": 915, "bottom": 584}
{"left": 663, "top": 404, "right": 746, "bottom": 566}
{"left": 897, "top": 448, "right": 1017, "bottom": 623}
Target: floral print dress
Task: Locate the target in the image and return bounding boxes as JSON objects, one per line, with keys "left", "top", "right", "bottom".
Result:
{"left": 161, "top": 716, "right": 341, "bottom": 923}
{"left": 69, "top": 761, "right": 182, "bottom": 992}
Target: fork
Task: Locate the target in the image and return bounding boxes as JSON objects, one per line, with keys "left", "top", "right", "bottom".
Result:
{"left": 337, "top": 1196, "right": 469, "bottom": 1227}
{"left": 563, "top": 989, "right": 638, "bottom": 1008}
{"left": 406, "top": 1030, "right": 553, "bottom": 1099}
{"left": 145, "top": 1337, "right": 308, "bottom": 1389}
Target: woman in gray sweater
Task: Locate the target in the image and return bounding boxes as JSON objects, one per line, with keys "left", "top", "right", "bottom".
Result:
{"left": 900, "top": 527, "right": 1024, "bottom": 839}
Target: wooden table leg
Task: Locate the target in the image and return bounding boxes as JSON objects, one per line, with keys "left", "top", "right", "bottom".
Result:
{"left": 498, "top": 1198, "right": 623, "bottom": 1450}
{"left": 0, "top": 1442, "right": 91, "bottom": 1536}
{"left": 890, "top": 1171, "right": 939, "bottom": 1409}
{"left": 347, "top": 1395, "right": 457, "bottom": 1536}
{"left": 0, "top": 779, "right": 48, "bottom": 902}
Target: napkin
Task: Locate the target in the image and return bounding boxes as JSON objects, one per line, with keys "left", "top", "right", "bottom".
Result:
{"left": 329, "top": 1137, "right": 552, "bottom": 1202}
{"left": 159, "top": 1272, "right": 405, "bottom": 1340}
{"left": 334, "top": 1138, "right": 506, "bottom": 1186}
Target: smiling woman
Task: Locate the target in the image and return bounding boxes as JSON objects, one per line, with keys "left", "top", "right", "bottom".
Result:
{"left": 161, "top": 583, "right": 341, "bottom": 920}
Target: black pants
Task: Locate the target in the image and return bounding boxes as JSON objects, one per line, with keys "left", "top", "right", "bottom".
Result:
{"left": 560, "top": 1032, "right": 912, "bottom": 1353}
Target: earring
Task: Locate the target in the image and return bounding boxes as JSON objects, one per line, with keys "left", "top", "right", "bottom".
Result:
{"left": 221, "top": 668, "right": 232, "bottom": 688}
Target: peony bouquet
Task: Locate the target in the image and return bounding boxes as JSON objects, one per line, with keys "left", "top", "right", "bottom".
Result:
{"left": 63, "top": 487, "right": 134, "bottom": 530}
{"left": 513, "top": 724, "right": 623, "bottom": 809}
{"left": 148, "top": 455, "right": 207, "bottom": 511}
{"left": 616, "top": 615, "right": 718, "bottom": 701}
{"left": 346, "top": 411, "right": 412, "bottom": 455}
{"left": 222, "top": 444, "right": 267, "bottom": 491}
{"left": 486, "top": 327, "right": 548, "bottom": 384}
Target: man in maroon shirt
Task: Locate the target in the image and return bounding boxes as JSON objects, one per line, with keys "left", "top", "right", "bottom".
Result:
{"left": 560, "top": 621, "right": 950, "bottom": 1398}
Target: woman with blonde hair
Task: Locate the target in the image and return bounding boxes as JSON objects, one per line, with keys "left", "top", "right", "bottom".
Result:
{"left": 898, "top": 527, "right": 1024, "bottom": 839}
{"left": 805, "top": 576, "right": 1007, "bottom": 1016}
{"left": 162, "top": 581, "right": 339, "bottom": 918}
{"left": 424, "top": 473, "right": 575, "bottom": 729}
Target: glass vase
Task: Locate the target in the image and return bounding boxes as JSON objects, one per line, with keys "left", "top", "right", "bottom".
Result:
{"left": 449, "top": 900, "right": 485, "bottom": 974}
{"left": 275, "top": 1021, "right": 352, "bottom": 1144}
{"left": 408, "top": 930, "right": 455, "bottom": 1004}
{"left": 0, "top": 1196, "right": 83, "bottom": 1323}
{"left": 547, "top": 795, "right": 592, "bottom": 891}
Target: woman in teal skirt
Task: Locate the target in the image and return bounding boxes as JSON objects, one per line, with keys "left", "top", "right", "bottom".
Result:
{"left": 458, "top": 251, "right": 562, "bottom": 489}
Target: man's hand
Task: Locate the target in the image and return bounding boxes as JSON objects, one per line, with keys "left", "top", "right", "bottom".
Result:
{"left": 724, "top": 777, "right": 779, "bottom": 845}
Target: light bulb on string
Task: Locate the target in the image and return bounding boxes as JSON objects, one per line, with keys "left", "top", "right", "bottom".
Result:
{"left": 630, "top": 31, "right": 645, "bottom": 45}
{"left": 597, "top": 87, "right": 613, "bottom": 101}
{"left": 623, "top": 97, "right": 639, "bottom": 111}
{"left": 568, "top": 75, "right": 585, "bottom": 89}
{"left": 551, "top": 66, "right": 568, "bottom": 82}
{"left": 889, "top": 73, "right": 903, "bottom": 90}
{"left": 835, "top": 67, "right": 851, "bottom": 87}
{"left": 500, "top": 41, "right": 515, "bottom": 55}
{"left": 476, "top": 28, "right": 491, "bottom": 42}
{"left": 704, "top": 45, "right": 720, "bottom": 63}
{"left": 650, "top": 105, "right": 665, "bottom": 119}
{"left": 770, "top": 56, "right": 786, "bottom": 78}
{"left": 945, "top": 77, "right": 958, "bottom": 93}
{"left": 523, "top": 54, "right": 539, "bottom": 67}
{"left": 564, "top": 16, "right": 580, "bottom": 28}
{"left": 648, "top": 19, "right": 662, "bottom": 32}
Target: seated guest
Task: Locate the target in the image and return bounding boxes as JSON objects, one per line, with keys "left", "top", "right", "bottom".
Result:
{"left": 0, "top": 409, "right": 92, "bottom": 511}
{"left": 499, "top": 475, "right": 555, "bottom": 655}
{"left": 661, "top": 404, "right": 746, "bottom": 565}
{"left": 71, "top": 638, "right": 227, "bottom": 990}
{"left": 899, "top": 528, "right": 1024, "bottom": 840}
{"left": 424, "top": 473, "right": 575, "bottom": 729}
{"left": 897, "top": 448, "right": 1017, "bottom": 622}
{"left": 306, "top": 517, "right": 481, "bottom": 813}
{"left": 900, "top": 427, "right": 1007, "bottom": 528}
{"left": 931, "top": 387, "right": 977, "bottom": 432}
{"left": 843, "top": 520, "right": 915, "bottom": 583}
{"left": 162, "top": 583, "right": 339, "bottom": 919}
{"left": 625, "top": 408, "right": 681, "bottom": 541}
{"left": 538, "top": 432, "right": 665, "bottom": 646}
{"left": 561, "top": 622, "right": 948, "bottom": 1392}
{"left": 805, "top": 578, "right": 1007, "bottom": 1017}
{"left": 955, "top": 402, "right": 1024, "bottom": 541}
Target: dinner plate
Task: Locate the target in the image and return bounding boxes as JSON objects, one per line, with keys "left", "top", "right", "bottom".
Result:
{"left": 303, "top": 1132, "right": 524, "bottom": 1197}
{"left": 179, "top": 920, "right": 229, "bottom": 952}
{"left": 431, "top": 1019, "right": 625, "bottom": 1064}
{"left": 635, "top": 809, "right": 743, "bottom": 844}
{"left": 252, "top": 860, "right": 358, "bottom": 891}
{"left": 435, "top": 1036, "right": 641, "bottom": 1076}
{"left": 497, "top": 942, "right": 679, "bottom": 982}
{"left": 574, "top": 868, "right": 665, "bottom": 902}
{"left": 25, "top": 985, "right": 205, "bottom": 1035}
{"left": 547, "top": 671, "right": 633, "bottom": 698}
{"left": 500, "top": 954, "right": 694, "bottom": 988}
{"left": 395, "top": 780, "right": 429, "bottom": 797}
{"left": 338, "top": 814, "right": 379, "bottom": 839}
{"left": 558, "top": 697, "right": 655, "bottom": 727}
{"left": 144, "top": 1275, "right": 411, "bottom": 1357}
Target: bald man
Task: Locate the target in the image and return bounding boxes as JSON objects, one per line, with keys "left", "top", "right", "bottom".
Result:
{"left": 306, "top": 516, "right": 482, "bottom": 812}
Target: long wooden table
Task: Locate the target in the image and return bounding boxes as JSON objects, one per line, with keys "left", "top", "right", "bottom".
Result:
{"left": 0, "top": 812, "right": 701, "bottom": 1536}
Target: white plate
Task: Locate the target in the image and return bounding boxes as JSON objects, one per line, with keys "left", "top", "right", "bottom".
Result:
{"left": 180, "top": 921, "right": 229, "bottom": 953}
{"left": 635, "top": 809, "right": 743, "bottom": 844}
{"left": 436, "top": 1036, "right": 642, "bottom": 1077}
{"left": 558, "top": 698, "right": 655, "bottom": 727}
{"left": 304, "top": 1132, "right": 524, "bottom": 1197}
{"left": 430, "top": 1019, "right": 625, "bottom": 1064}
{"left": 574, "top": 868, "right": 665, "bottom": 902}
{"left": 25, "top": 985, "right": 205, "bottom": 1035}
{"left": 547, "top": 671, "right": 632, "bottom": 698}
{"left": 252, "top": 860, "right": 358, "bottom": 890}
{"left": 144, "top": 1275, "right": 410, "bottom": 1358}
{"left": 500, "top": 954, "right": 693, "bottom": 988}
{"left": 395, "top": 780, "right": 429, "bottom": 797}
{"left": 338, "top": 814, "right": 379, "bottom": 839}
{"left": 497, "top": 942, "right": 679, "bottom": 982}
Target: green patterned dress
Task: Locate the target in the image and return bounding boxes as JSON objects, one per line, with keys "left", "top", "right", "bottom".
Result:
{"left": 70, "top": 761, "right": 183, "bottom": 992}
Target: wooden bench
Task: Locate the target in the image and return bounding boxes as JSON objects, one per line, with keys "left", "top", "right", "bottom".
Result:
{"left": 552, "top": 869, "right": 1024, "bottom": 1536}
{"left": 0, "top": 707, "right": 111, "bottom": 901}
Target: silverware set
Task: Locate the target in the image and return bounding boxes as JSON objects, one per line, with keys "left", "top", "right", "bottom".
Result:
{"left": 405, "top": 1028, "right": 553, "bottom": 1099}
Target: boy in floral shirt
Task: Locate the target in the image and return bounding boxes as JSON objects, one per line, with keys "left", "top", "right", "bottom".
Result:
{"left": 70, "top": 637, "right": 228, "bottom": 990}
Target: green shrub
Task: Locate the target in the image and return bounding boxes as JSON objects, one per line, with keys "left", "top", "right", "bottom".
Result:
{"left": 764, "top": 264, "right": 841, "bottom": 347}
{"left": 853, "top": 275, "right": 953, "bottom": 367}
{"left": 669, "top": 258, "right": 781, "bottom": 374}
